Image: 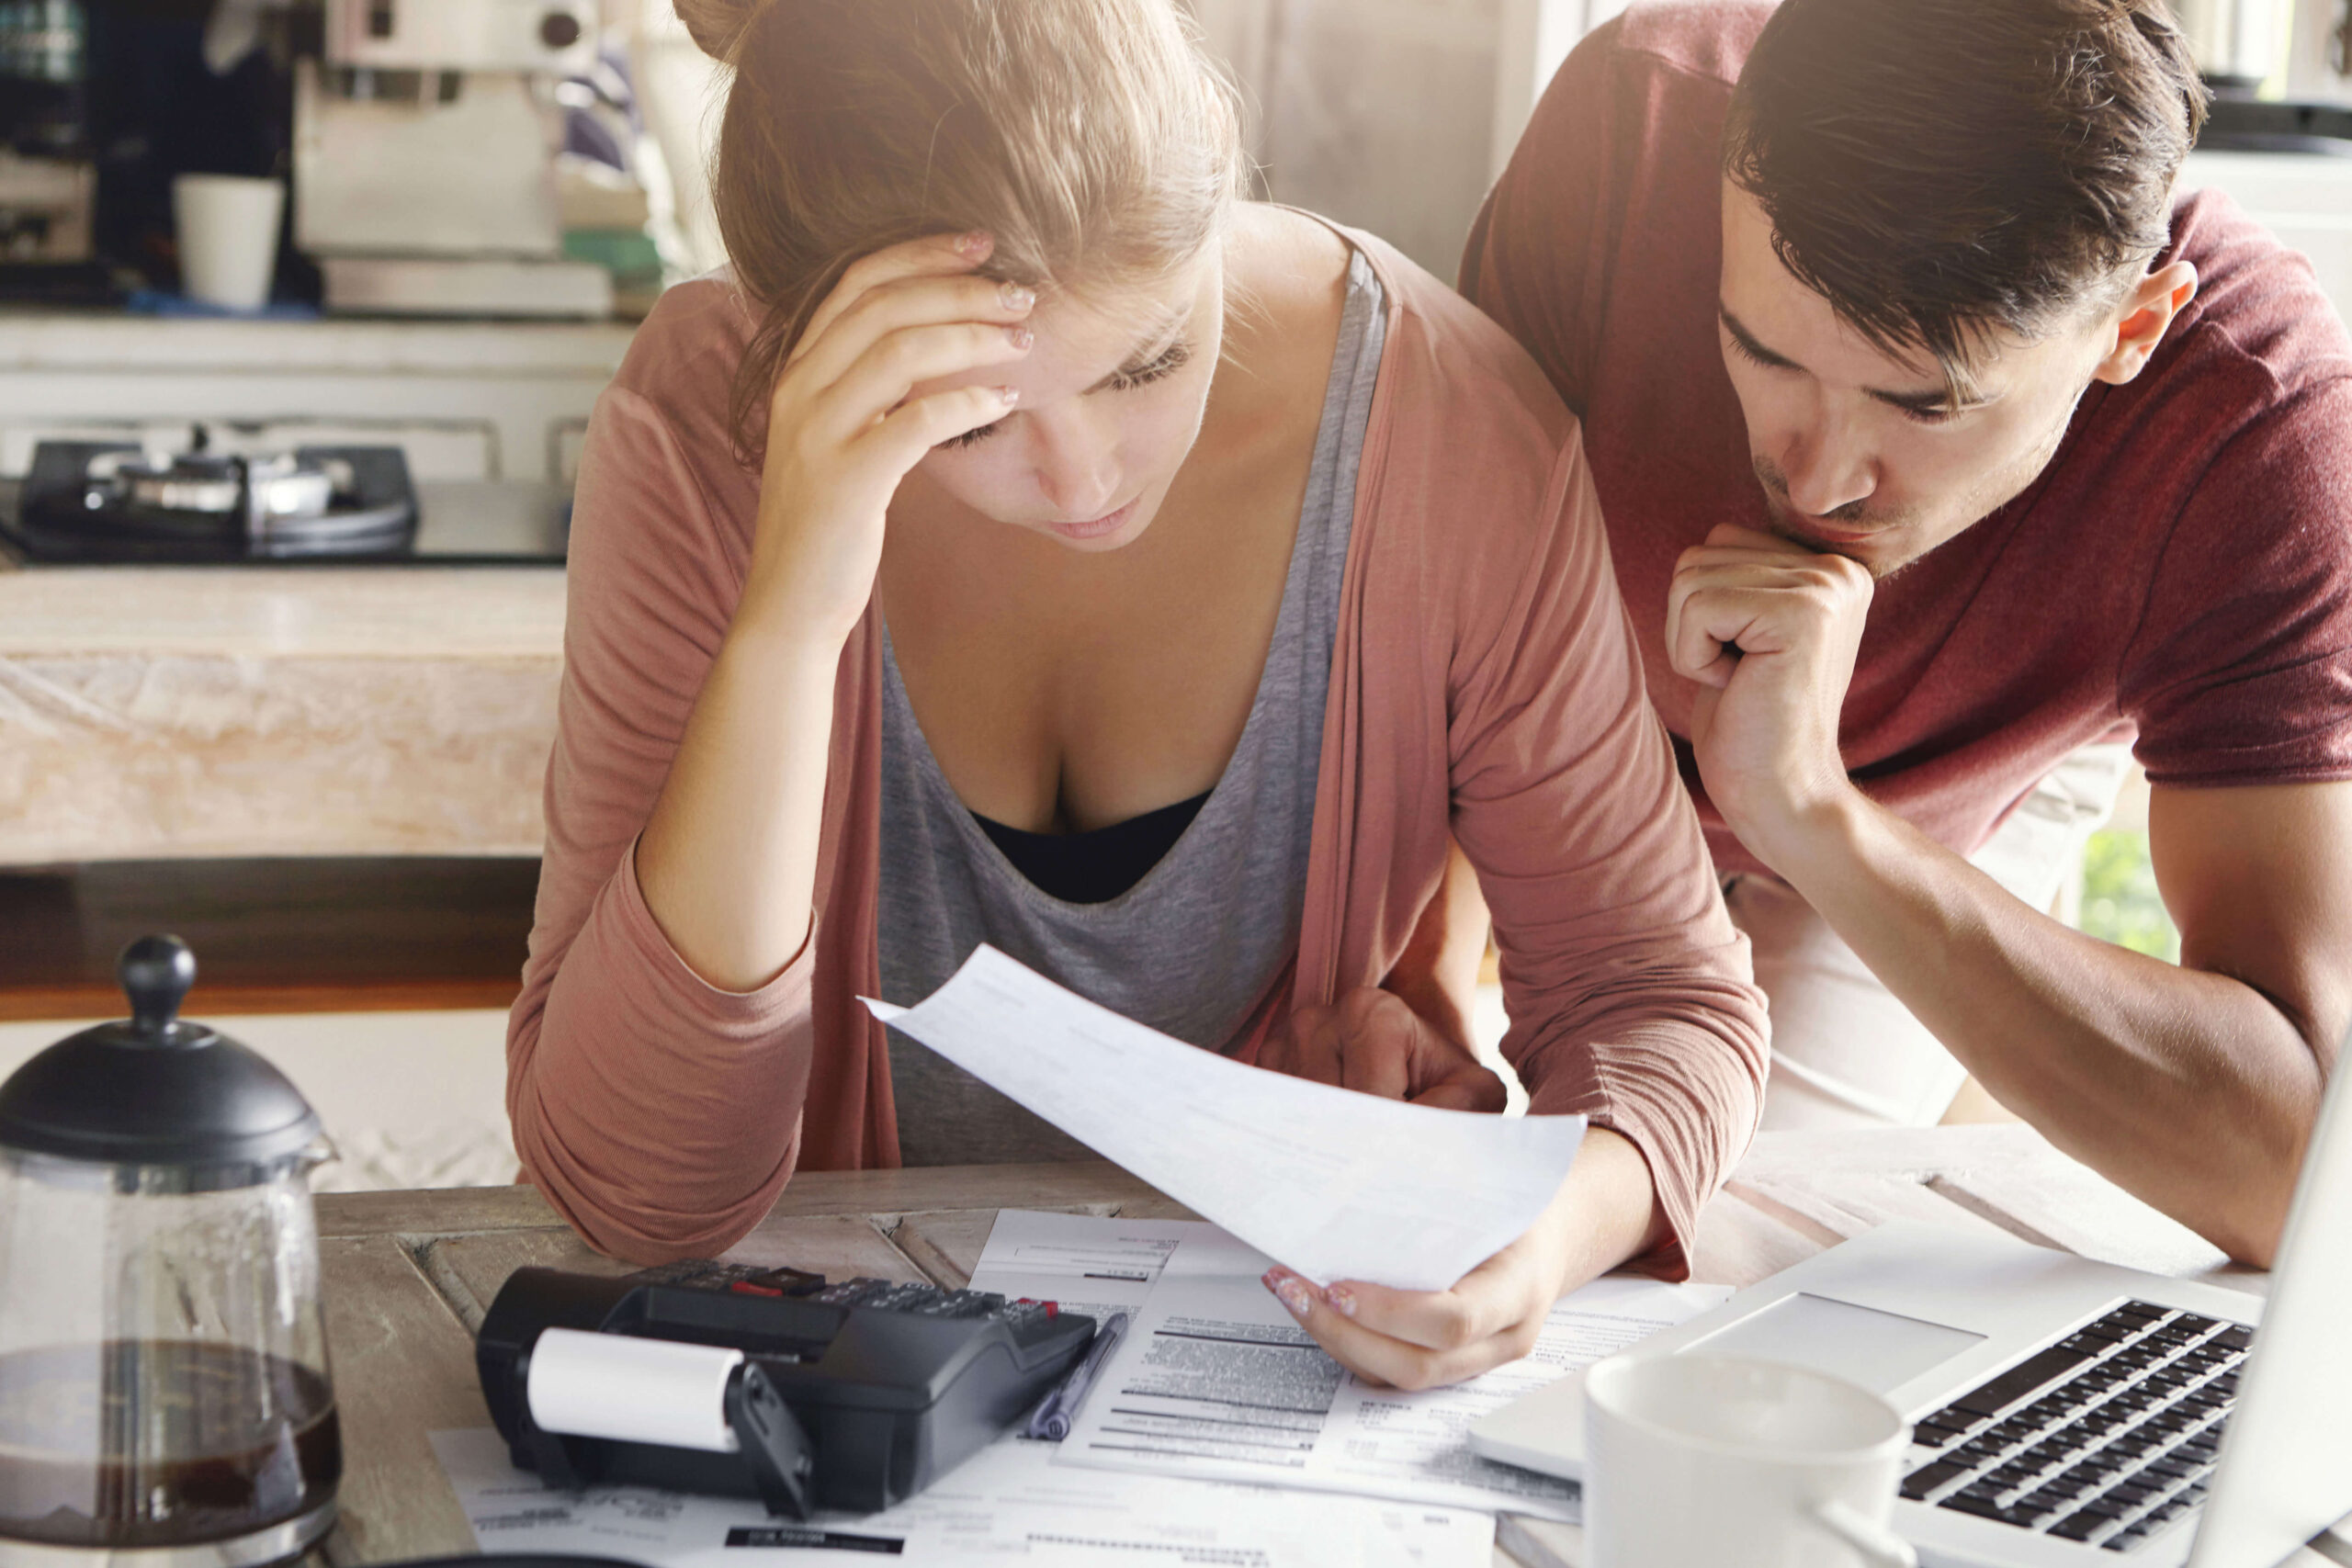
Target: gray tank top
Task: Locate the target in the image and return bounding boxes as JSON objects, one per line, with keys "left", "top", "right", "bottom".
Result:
{"left": 876, "top": 249, "right": 1386, "bottom": 1166}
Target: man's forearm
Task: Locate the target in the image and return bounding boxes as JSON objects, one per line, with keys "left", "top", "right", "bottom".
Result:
{"left": 1751, "top": 792, "right": 2327, "bottom": 1265}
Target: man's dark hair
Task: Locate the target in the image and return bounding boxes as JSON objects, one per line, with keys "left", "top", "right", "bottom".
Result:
{"left": 1724, "top": 0, "right": 2209, "bottom": 401}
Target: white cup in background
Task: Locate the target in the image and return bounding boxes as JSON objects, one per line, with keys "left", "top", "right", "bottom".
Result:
{"left": 172, "top": 174, "right": 286, "bottom": 311}
{"left": 1584, "top": 1353, "right": 1918, "bottom": 1568}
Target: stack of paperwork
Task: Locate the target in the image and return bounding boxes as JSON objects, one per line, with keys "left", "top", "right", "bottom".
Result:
{"left": 430, "top": 950, "right": 1730, "bottom": 1563}
{"left": 969, "top": 1210, "right": 1729, "bottom": 1521}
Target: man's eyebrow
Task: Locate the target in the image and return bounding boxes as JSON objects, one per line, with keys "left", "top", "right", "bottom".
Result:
{"left": 1719, "top": 306, "right": 1803, "bottom": 372}
{"left": 1081, "top": 317, "right": 1187, "bottom": 394}
{"left": 1718, "top": 304, "right": 1989, "bottom": 414}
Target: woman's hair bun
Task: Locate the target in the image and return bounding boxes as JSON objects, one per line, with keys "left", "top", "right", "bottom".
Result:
{"left": 674, "top": 0, "right": 761, "bottom": 61}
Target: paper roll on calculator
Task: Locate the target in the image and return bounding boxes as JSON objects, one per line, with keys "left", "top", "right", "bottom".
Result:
{"left": 526, "top": 1328, "right": 745, "bottom": 1453}
{"left": 864, "top": 946, "right": 1585, "bottom": 1291}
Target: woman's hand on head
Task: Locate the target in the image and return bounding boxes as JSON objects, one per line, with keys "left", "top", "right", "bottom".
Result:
{"left": 1262, "top": 987, "right": 1506, "bottom": 1111}
{"left": 741, "top": 231, "right": 1036, "bottom": 649}
{"left": 1259, "top": 1129, "right": 1671, "bottom": 1390}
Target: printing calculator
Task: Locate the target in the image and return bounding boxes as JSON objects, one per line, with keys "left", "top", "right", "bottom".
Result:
{"left": 476, "top": 1258, "right": 1098, "bottom": 1517}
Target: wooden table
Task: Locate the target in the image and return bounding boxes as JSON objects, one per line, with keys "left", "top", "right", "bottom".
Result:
{"left": 312, "top": 1126, "right": 2344, "bottom": 1568}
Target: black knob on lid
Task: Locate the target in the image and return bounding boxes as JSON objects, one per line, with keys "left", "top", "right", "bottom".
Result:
{"left": 0, "top": 935, "right": 322, "bottom": 1173}
{"left": 121, "top": 934, "right": 197, "bottom": 1037}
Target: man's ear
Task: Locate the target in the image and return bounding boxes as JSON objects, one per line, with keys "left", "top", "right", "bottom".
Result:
{"left": 2092, "top": 260, "right": 2199, "bottom": 386}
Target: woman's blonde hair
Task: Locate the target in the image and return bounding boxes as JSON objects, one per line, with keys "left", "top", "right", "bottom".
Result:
{"left": 676, "top": 0, "right": 1251, "bottom": 462}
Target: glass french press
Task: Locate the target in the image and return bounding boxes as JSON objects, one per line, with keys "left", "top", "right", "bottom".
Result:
{"left": 0, "top": 936, "right": 341, "bottom": 1567}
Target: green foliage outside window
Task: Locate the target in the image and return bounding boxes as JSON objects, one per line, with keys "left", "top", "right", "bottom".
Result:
{"left": 2078, "top": 829, "right": 2179, "bottom": 963}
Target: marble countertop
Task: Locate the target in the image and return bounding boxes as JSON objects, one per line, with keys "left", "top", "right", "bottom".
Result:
{"left": 0, "top": 560, "right": 568, "bottom": 863}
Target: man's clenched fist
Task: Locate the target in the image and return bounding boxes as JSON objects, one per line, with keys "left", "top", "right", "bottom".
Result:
{"left": 1262, "top": 987, "right": 1507, "bottom": 1110}
{"left": 1666, "top": 523, "right": 1871, "bottom": 861}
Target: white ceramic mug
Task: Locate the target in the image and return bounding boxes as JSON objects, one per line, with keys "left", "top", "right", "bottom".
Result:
{"left": 172, "top": 174, "right": 285, "bottom": 311}
{"left": 1584, "top": 1352, "right": 1918, "bottom": 1568}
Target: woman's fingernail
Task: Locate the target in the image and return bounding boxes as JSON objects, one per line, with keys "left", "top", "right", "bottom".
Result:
{"left": 996, "top": 386, "right": 1022, "bottom": 406}
{"left": 1325, "top": 1284, "right": 1357, "bottom": 1319}
{"left": 1274, "top": 1278, "right": 1316, "bottom": 1319}
{"left": 957, "top": 231, "right": 992, "bottom": 258}
{"left": 1005, "top": 323, "right": 1034, "bottom": 349}
{"left": 1000, "top": 282, "right": 1035, "bottom": 310}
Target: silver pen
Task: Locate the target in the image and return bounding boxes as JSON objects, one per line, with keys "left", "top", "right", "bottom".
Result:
{"left": 1023, "top": 1311, "right": 1130, "bottom": 1440}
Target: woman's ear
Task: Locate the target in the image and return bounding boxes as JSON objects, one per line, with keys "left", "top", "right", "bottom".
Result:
{"left": 2092, "top": 260, "right": 2199, "bottom": 387}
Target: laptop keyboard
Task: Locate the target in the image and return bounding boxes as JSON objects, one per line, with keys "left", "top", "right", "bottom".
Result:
{"left": 1901, "top": 1300, "right": 2249, "bottom": 1552}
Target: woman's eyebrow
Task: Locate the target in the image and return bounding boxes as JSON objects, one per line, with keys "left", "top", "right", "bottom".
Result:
{"left": 1082, "top": 317, "right": 1189, "bottom": 393}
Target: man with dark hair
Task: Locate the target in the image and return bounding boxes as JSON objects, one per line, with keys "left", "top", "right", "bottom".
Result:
{"left": 1462, "top": 0, "right": 2352, "bottom": 1265}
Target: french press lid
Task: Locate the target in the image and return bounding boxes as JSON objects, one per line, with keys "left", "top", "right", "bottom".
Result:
{"left": 0, "top": 934, "right": 322, "bottom": 1169}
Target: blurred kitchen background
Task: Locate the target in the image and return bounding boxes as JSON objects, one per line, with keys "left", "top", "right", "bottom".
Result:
{"left": 0, "top": 0, "right": 2343, "bottom": 1186}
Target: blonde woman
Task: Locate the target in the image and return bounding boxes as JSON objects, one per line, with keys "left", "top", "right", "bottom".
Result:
{"left": 509, "top": 0, "right": 1768, "bottom": 1390}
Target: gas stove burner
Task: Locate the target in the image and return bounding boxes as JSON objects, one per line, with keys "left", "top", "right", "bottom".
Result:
{"left": 6, "top": 434, "right": 419, "bottom": 561}
{"left": 91, "top": 447, "right": 337, "bottom": 522}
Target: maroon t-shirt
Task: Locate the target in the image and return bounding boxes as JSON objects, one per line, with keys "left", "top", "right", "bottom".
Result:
{"left": 1462, "top": 0, "right": 2352, "bottom": 876}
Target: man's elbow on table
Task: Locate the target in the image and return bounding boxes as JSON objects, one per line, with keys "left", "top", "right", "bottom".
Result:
{"left": 2203, "top": 1078, "right": 2327, "bottom": 1271}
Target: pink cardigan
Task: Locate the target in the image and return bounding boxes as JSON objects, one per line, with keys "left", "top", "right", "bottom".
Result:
{"left": 507, "top": 228, "right": 1770, "bottom": 1274}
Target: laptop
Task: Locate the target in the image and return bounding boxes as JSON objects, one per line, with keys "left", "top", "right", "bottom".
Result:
{"left": 1469, "top": 1057, "right": 2352, "bottom": 1566}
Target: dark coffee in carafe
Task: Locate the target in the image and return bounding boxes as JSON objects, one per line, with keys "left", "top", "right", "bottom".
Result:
{"left": 0, "top": 1340, "right": 342, "bottom": 1549}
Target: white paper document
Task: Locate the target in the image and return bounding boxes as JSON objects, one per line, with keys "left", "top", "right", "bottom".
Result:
{"left": 863, "top": 945, "right": 1586, "bottom": 1291}
{"left": 1011, "top": 1213, "right": 1732, "bottom": 1523}
{"left": 956, "top": 1206, "right": 1193, "bottom": 1324}
{"left": 432, "top": 1426, "right": 1492, "bottom": 1566}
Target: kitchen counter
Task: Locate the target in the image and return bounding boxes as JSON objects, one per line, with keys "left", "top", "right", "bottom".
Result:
{"left": 0, "top": 561, "right": 565, "bottom": 863}
{"left": 0, "top": 310, "right": 634, "bottom": 374}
